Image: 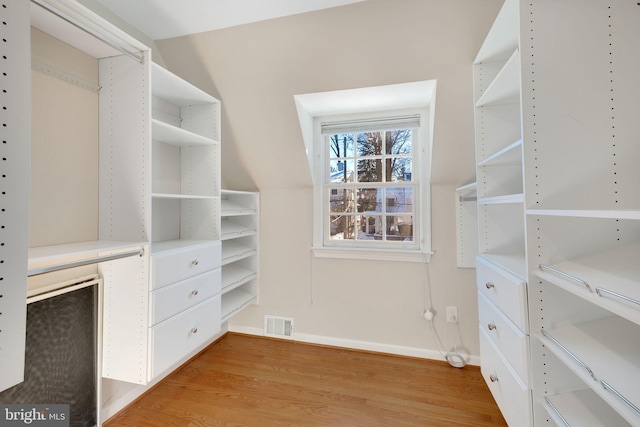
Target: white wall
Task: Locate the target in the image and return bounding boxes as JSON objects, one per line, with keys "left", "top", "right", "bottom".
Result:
{"left": 155, "top": 0, "right": 502, "bottom": 361}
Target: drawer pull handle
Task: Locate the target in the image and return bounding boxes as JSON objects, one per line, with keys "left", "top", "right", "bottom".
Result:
{"left": 190, "top": 327, "right": 198, "bottom": 334}
{"left": 539, "top": 264, "right": 592, "bottom": 292}
{"left": 544, "top": 397, "right": 570, "bottom": 427}
{"left": 191, "top": 290, "right": 199, "bottom": 296}
{"left": 192, "top": 260, "right": 199, "bottom": 266}
{"left": 541, "top": 329, "right": 596, "bottom": 380}
{"left": 489, "top": 373, "right": 498, "bottom": 383}
{"left": 595, "top": 287, "right": 640, "bottom": 307}
{"left": 601, "top": 380, "right": 640, "bottom": 415}
{"left": 487, "top": 323, "right": 497, "bottom": 331}
{"left": 485, "top": 282, "right": 495, "bottom": 289}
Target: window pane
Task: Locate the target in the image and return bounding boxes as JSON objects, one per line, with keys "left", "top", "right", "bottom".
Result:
{"left": 329, "top": 134, "right": 354, "bottom": 158}
{"left": 386, "top": 157, "right": 412, "bottom": 182}
{"left": 329, "top": 187, "right": 354, "bottom": 214}
{"left": 385, "top": 187, "right": 413, "bottom": 213}
{"left": 386, "top": 215, "right": 413, "bottom": 241}
{"left": 356, "top": 188, "right": 380, "bottom": 213}
{"left": 355, "top": 214, "right": 382, "bottom": 240}
{"left": 329, "top": 215, "right": 355, "bottom": 240}
{"left": 385, "top": 129, "right": 413, "bottom": 155}
{"left": 357, "top": 159, "right": 382, "bottom": 182}
{"left": 329, "top": 159, "right": 354, "bottom": 183}
{"left": 357, "top": 132, "right": 383, "bottom": 157}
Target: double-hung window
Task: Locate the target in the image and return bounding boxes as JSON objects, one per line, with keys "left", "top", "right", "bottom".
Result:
{"left": 314, "top": 112, "right": 431, "bottom": 262}
{"left": 323, "top": 117, "right": 418, "bottom": 248}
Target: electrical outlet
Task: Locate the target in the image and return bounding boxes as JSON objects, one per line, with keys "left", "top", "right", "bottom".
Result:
{"left": 446, "top": 306, "right": 458, "bottom": 323}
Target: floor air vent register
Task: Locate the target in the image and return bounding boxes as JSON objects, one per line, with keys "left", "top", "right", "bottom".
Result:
{"left": 264, "top": 315, "right": 294, "bottom": 338}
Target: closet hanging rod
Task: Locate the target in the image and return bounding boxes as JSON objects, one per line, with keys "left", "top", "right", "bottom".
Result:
{"left": 28, "top": 248, "right": 144, "bottom": 277}
{"left": 31, "top": 0, "right": 144, "bottom": 64}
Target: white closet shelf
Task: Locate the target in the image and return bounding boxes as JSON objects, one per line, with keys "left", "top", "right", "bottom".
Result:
{"left": 475, "top": 49, "right": 521, "bottom": 107}
{"left": 478, "top": 139, "right": 523, "bottom": 167}
{"left": 222, "top": 264, "right": 256, "bottom": 293}
{"left": 151, "top": 239, "right": 216, "bottom": 255}
{"left": 473, "top": 0, "right": 518, "bottom": 63}
{"left": 526, "top": 209, "right": 640, "bottom": 220}
{"left": 151, "top": 63, "right": 218, "bottom": 106}
{"left": 221, "top": 288, "right": 256, "bottom": 321}
{"left": 222, "top": 241, "right": 257, "bottom": 265}
{"left": 542, "top": 390, "right": 631, "bottom": 427}
{"left": 537, "top": 316, "right": 640, "bottom": 425}
{"left": 220, "top": 222, "right": 257, "bottom": 240}
{"left": 28, "top": 240, "right": 146, "bottom": 268}
{"left": 221, "top": 200, "right": 256, "bottom": 215}
{"left": 478, "top": 253, "right": 526, "bottom": 282}
{"left": 152, "top": 119, "right": 219, "bottom": 147}
{"left": 478, "top": 193, "right": 524, "bottom": 205}
{"left": 535, "top": 242, "right": 640, "bottom": 326}
{"left": 152, "top": 193, "right": 218, "bottom": 200}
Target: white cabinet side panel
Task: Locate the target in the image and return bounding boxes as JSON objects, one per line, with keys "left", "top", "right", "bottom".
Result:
{"left": 100, "top": 248, "right": 150, "bottom": 384}
{"left": 0, "top": 0, "right": 30, "bottom": 393}
{"left": 99, "top": 53, "right": 151, "bottom": 242}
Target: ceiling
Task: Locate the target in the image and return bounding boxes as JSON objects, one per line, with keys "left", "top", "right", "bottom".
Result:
{"left": 93, "top": 0, "right": 366, "bottom": 40}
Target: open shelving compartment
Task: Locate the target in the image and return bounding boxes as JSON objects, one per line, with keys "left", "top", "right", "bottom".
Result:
{"left": 27, "top": 1, "right": 150, "bottom": 289}
{"left": 150, "top": 62, "right": 221, "bottom": 252}
{"left": 220, "top": 190, "right": 260, "bottom": 321}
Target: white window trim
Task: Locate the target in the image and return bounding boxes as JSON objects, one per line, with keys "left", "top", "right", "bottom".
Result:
{"left": 294, "top": 80, "right": 436, "bottom": 263}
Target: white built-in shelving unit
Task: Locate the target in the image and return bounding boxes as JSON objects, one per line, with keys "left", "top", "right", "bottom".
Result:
{"left": 6, "top": 0, "right": 226, "bottom": 392}
{"left": 474, "top": 1, "right": 640, "bottom": 426}
{"left": 472, "top": 0, "right": 529, "bottom": 424}
{"left": 220, "top": 190, "right": 259, "bottom": 321}
{"left": 101, "top": 55, "right": 224, "bottom": 384}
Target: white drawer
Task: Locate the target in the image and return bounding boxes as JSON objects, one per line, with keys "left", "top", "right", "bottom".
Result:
{"left": 478, "top": 291, "right": 530, "bottom": 387}
{"left": 477, "top": 256, "right": 528, "bottom": 333}
{"left": 480, "top": 328, "right": 532, "bottom": 427}
{"left": 149, "top": 295, "right": 221, "bottom": 380}
{"left": 151, "top": 241, "right": 221, "bottom": 289}
{"left": 150, "top": 268, "right": 221, "bottom": 326}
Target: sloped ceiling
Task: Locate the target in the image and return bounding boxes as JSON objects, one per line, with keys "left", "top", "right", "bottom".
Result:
{"left": 93, "top": 0, "right": 366, "bottom": 40}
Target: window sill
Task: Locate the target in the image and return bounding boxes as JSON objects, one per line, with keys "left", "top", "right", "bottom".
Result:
{"left": 311, "top": 247, "right": 433, "bottom": 263}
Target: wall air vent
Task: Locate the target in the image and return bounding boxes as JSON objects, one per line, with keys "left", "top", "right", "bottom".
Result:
{"left": 264, "top": 315, "right": 294, "bottom": 338}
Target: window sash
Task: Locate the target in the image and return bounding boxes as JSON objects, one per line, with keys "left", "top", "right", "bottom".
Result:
{"left": 323, "top": 182, "right": 419, "bottom": 249}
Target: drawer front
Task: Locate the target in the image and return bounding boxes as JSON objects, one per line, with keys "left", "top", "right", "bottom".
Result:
{"left": 476, "top": 256, "right": 528, "bottom": 333}
{"left": 151, "top": 241, "right": 221, "bottom": 289}
{"left": 480, "top": 328, "right": 532, "bottom": 427}
{"left": 478, "top": 291, "right": 530, "bottom": 387}
{"left": 150, "top": 268, "right": 221, "bottom": 326}
{"left": 149, "top": 295, "right": 221, "bottom": 380}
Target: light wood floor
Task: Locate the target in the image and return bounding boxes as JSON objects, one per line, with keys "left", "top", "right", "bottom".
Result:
{"left": 105, "top": 333, "right": 507, "bottom": 427}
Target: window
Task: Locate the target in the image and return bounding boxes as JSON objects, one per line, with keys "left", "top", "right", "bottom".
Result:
{"left": 294, "top": 80, "right": 435, "bottom": 262}
{"left": 324, "top": 123, "right": 417, "bottom": 249}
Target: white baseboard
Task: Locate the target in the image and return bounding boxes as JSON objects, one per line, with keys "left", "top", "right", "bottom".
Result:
{"left": 228, "top": 324, "right": 480, "bottom": 366}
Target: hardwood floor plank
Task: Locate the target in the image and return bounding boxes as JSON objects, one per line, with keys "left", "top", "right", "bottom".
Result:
{"left": 105, "top": 333, "right": 506, "bottom": 427}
